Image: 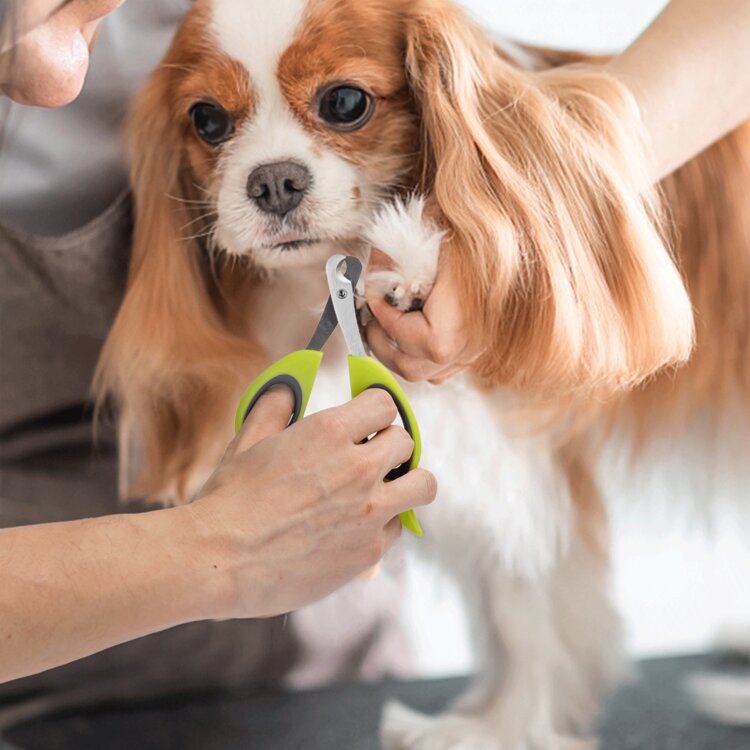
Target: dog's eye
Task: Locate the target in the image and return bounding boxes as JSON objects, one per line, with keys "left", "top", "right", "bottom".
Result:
{"left": 189, "top": 102, "right": 233, "bottom": 145}
{"left": 317, "top": 85, "right": 374, "bottom": 131}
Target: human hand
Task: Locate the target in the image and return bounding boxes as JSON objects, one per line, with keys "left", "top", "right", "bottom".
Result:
{"left": 364, "top": 250, "right": 481, "bottom": 384}
{"left": 187, "top": 387, "right": 437, "bottom": 620}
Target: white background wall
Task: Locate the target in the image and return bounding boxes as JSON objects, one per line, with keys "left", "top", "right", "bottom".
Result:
{"left": 459, "top": 0, "right": 668, "bottom": 52}
{"left": 401, "top": 0, "right": 750, "bottom": 678}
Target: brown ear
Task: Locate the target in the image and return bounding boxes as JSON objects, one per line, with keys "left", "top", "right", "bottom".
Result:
{"left": 404, "top": 0, "right": 693, "bottom": 396}
{"left": 94, "top": 65, "right": 260, "bottom": 502}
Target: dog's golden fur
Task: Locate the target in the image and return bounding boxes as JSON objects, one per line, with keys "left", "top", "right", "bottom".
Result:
{"left": 624, "top": 122, "right": 750, "bottom": 440}
{"left": 95, "top": 0, "right": 748, "bottom": 524}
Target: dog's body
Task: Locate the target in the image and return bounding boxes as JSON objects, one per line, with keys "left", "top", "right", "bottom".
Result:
{"left": 252, "top": 267, "right": 614, "bottom": 748}
{"left": 95, "top": 0, "right": 750, "bottom": 745}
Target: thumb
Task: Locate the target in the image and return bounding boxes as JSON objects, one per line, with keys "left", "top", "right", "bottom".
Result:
{"left": 235, "top": 386, "right": 295, "bottom": 452}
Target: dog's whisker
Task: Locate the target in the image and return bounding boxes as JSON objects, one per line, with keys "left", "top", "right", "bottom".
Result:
{"left": 180, "top": 211, "right": 217, "bottom": 231}
{"left": 167, "top": 193, "right": 214, "bottom": 207}
{"left": 181, "top": 228, "right": 217, "bottom": 243}
{"left": 191, "top": 182, "right": 217, "bottom": 199}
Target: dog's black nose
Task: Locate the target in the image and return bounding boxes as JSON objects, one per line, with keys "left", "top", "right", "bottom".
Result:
{"left": 246, "top": 161, "right": 311, "bottom": 216}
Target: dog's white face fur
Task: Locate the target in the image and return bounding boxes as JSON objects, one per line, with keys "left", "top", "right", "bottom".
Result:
{"left": 212, "top": 1, "right": 366, "bottom": 268}
{"left": 162, "top": 0, "right": 420, "bottom": 272}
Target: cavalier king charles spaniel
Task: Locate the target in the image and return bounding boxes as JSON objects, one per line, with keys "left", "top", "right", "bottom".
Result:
{"left": 95, "top": 0, "right": 750, "bottom": 746}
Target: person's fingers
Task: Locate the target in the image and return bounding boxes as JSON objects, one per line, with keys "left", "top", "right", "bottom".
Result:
{"left": 381, "top": 468, "right": 438, "bottom": 515}
{"left": 383, "top": 515, "right": 403, "bottom": 548}
{"left": 366, "top": 321, "right": 442, "bottom": 382}
{"left": 234, "top": 386, "right": 295, "bottom": 453}
{"left": 358, "top": 563, "right": 382, "bottom": 581}
{"left": 364, "top": 319, "right": 399, "bottom": 366}
{"left": 328, "top": 389, "right": 399, "bottom": 444}
{"left": 367, "top": 295, "right": 470, "bottom": 369}
{"left": 360, "top": 516, "right": 402, "bottom": 579}
{"left": 363, "top": 424, "right": 415, "bottom": 478}
{"left": 367, "top": 297, "right": 434, "bottom": 359}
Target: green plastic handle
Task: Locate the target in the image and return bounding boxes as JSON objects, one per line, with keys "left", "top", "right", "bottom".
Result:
{"left": 348, "top": 355, "right": 424, "bottom": 537}
{"left": 234, "top": 350, "right": 323, "bottom": 433}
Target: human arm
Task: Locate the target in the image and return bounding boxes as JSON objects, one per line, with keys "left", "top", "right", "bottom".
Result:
{"left": 607, "top": 0, "right": 750, "bottom": 181}
{"left": 0, "top": 388, "right": 436, "bottom": 684}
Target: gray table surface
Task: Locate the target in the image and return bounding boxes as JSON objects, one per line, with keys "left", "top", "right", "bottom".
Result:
{"left": 4, "top": 655, "right": 750, "bottom": 749}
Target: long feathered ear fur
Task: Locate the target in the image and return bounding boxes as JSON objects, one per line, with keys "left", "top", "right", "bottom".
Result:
{"left": 94, "top": 63, "right": 261, "bottom": 503}
{"left": 404, "top": 0, "right": 694, "bottom": 396}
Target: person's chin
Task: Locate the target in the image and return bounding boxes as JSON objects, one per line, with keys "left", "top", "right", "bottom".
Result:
{"left": 15, "top": 29, "right": 91, "bottom": 107}
{"left": 9, "top": 78, "right": 85, "bottom": 108}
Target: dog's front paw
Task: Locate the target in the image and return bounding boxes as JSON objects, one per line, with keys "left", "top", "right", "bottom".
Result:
{"left": 688, "top": 671, "right": 750, "bottom": 725}
{"left": 364, "top": 196, "right": 443, "bottom": 312}
{"left": 370, "top": 268, "right": 432, "bottom": 312}
{"left": 381, "top": 701, "right": 498, "bottom": 750}
{"left": 380, "top": 700, "right": 598, "bottom": 750}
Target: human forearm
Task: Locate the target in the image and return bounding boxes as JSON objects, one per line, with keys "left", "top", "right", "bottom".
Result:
{"left": 608, "top": 0, "right": 750, "bottom": 181}
{"left": 0, "top": 390, "right": 436, "bottom": 684}
{"left": 0, "top": 506, "right": 225, "bottom": 683}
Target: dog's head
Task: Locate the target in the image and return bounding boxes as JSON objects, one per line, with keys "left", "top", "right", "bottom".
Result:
{"left": 131, "top": 0, "right": 427, "bottom": 271}
{"left": 99, "top": 0, "right": 694, "bottom": 500}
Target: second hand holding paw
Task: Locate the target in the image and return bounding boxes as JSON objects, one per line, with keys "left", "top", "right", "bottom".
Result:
{"left": 364, "top": 249, "right": 481, "bottom": 384}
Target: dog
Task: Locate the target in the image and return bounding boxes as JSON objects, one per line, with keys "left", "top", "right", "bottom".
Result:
{"left": 94, "top": 0, "right": 750, "bottom": 746}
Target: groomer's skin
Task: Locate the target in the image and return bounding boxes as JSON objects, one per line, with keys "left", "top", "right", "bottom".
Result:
{"left": 607, "top": 0, "right": 750, "bottom": 183}
{"left": 365, "top": 0, "right": 750, "bottom": 381}
{"left": 0, "top": 388, "right": 436, "bottom": 683}
{"left": 0, "top": 0, "right": 124, "bottom": 106}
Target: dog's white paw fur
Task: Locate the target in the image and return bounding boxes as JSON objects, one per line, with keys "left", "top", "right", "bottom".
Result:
{"left": 364, "top": 195, "right": 443, "bottom": 312}
{"left": 380, "top": 701, "right": 599, "bottom": 750}
{"left": 687, "top": 623, "right": 750, "bottom": 725}
{"left": 380, "top": 700, "right": 597, "bottom": 750}
{"left": 381, "top": 701, "right": 497, "bottom": 750}
{"left": 688, "top": 672, "right": 750, "bottom": 726}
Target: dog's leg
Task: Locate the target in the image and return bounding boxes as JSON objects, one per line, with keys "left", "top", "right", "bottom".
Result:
{"left": 447, "top": 577, "right": 504, "bottom": 716}
{"left": 379, "top": 431, "right": 620, "bottom": 750}
{"left": 688, "top": 625, "right": 750, "bottom": 726}
{"left": 546, "top": 464, "right": 627, "bottom": 736}
{"left": 547, "top": 536, "right": 625, "bottom": 739}
{"left": 382, "top": 568, "right": 596, "bottom": 750}
{"left": 440, "top": 536, "right": 622, "bottom": 749}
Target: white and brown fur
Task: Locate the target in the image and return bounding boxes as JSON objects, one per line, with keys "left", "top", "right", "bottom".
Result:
{"left": 94, "top": 0, "right": 750, "bottom": 746}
